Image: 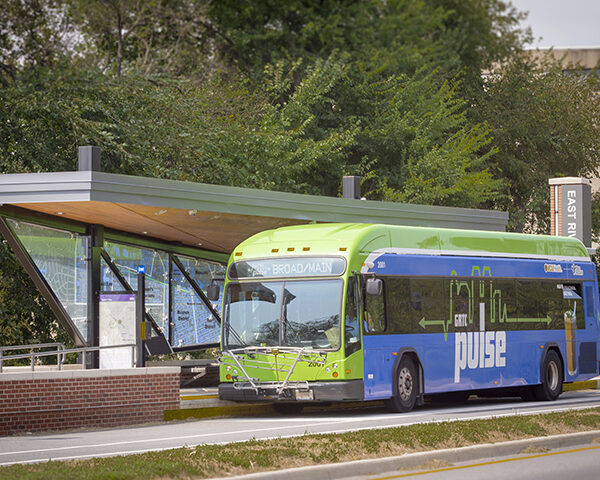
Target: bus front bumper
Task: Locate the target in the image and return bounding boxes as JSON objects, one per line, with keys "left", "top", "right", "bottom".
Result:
{"left": 218, "top": 379, "right": 364, "bottom": 402}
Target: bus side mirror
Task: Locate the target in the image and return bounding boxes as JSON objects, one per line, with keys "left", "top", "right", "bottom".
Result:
{"left": 366, "top": 278, "right": 382, "bottom": 296}
{"left": 207, "top": 283, "right": 220, "bottom": 301}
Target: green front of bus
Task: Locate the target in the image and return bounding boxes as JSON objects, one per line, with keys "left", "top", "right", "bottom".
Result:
{"left": 218, "top": 256, "right": 365, "bottom": 405}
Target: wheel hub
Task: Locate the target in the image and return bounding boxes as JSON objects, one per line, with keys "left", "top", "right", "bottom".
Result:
{"left": 548, "top": 361, "right": 559, "bottom": 391}
{"left": 398, "top": 367, "right": 413, "bottom": 400}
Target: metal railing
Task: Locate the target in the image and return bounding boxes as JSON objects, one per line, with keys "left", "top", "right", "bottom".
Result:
{"left": 0, "top": 343, "right": 66, "bottom": 373}
{"left": 0, "top": 343, "right": 137, "bottom": 372}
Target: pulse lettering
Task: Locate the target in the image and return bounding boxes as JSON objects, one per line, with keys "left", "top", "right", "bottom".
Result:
{"left": 454, "top": 302, "right": 506, "bottom": 383}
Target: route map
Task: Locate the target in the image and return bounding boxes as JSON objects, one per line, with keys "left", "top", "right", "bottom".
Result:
{"left": 104, "top": 242, "right": 223, "bottom": 347}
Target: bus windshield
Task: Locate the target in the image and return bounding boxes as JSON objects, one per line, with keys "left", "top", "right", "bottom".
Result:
{"left": 223, "top": 279, "right": 342, "bottom": 350}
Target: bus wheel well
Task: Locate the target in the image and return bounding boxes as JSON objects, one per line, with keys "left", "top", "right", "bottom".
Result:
{"left": 542, "top": 344, "right": 564, "bottom": 391}
{"left": 534, "top": 347, "right": 564, "bottom": 401}
{"left": 395, "top": 349, "right": 424, "bottom": 406}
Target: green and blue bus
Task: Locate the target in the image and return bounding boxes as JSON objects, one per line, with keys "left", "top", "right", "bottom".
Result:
{"left": 217, "top": 223, "right": 600, "bottom": 413}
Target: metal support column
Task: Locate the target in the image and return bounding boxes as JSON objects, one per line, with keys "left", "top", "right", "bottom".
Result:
{"left": 136, "top": 269, "right": 146, "bottom": 367}
{"left": 86, "top": 224, "right": 103, "bottom": 368}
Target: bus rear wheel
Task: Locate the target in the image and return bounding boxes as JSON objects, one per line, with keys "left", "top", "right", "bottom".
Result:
{"left": 533, "top": 350, "right": 563, "bottom": 401}
{"left": 385, "top": 356, "right": 418, "bottom": 413}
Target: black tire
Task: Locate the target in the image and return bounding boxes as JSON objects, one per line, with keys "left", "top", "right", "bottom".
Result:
{"left": 533, "top": 350, "right": 563, "bottom": 401}
{"left": 385, "top": 356, "right": 418, "bottom": 413}
{"left": 272, "top": 403, "right": 305, "bottom": 414}
{"left": 520, "top": 386, "right": 536, "bottom": 401}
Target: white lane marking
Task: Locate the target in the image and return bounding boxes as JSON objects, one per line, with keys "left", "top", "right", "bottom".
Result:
{"left": 2, "top": 399, "right": 599, "bottom": 464}
{"left": 0, "top": 414, "right": 427, "bottom": 457}
{"left": 2, "top": 403, "right": 599, "bottom": 467}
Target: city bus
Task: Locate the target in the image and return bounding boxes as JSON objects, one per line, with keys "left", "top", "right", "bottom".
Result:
{"left": 215, "top": 223, "right": 600, "bottom": 413}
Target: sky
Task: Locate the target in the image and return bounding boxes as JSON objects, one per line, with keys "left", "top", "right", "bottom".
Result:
{"left": 509, "top": 0, "right": 600, "bottom": 48}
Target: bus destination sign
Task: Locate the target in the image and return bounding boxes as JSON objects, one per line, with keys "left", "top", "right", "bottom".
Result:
{"left": 229, "top": 257, "right": 346, "bottom": 279}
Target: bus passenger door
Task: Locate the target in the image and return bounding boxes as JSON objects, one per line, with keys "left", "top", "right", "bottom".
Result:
{"left": 362, "top": 277, "right": 387, "bottom": 399}
{"left": 580, "top": 283, "right": 599, "bottom": 375}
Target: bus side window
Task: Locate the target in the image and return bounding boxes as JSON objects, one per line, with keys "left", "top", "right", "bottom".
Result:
{"left": 364, "top": 278, "right": 386, "bottom": 334}
{"left": 585, "top": 285, "right": 595, "bottom": 322}
{"left": 344, "top": 277, "right": 361, "bottom": 356}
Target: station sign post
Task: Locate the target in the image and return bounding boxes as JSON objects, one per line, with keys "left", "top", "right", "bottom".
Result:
{"left": 549, "top": 177, "right": 593, "bottom": 251}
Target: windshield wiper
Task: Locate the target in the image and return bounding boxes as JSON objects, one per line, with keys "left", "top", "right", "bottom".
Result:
{"left": 225, "top": 322, "right": 247, "bottom": 348}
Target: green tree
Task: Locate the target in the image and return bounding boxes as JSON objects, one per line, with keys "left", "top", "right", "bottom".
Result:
{"left": 0, "top": 0, "right": 70, "bottom": 84}
{"left": 472, "top": 53, "right": 600, "bottom": 233}
{"left": 431, "top": 0, "right": 531, "bottom": 96}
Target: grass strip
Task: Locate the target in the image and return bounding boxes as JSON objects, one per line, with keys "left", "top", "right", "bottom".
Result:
{"left": 2, "top": 407, "right": 600, "bottom": 480}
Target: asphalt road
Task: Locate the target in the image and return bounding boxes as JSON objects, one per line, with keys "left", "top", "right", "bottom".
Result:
{"left": 353, "top": 444, "right": 600, "bottom": 480}
{"left": 1, "top": 390, "right": 600, "bottom": 466}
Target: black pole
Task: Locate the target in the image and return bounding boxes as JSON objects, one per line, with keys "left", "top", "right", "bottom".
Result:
{"left": 136, "top": 268, "right": 146, "bottom": 367}
{"left": 87, "top": 224, "right": 103, "bottom": 368}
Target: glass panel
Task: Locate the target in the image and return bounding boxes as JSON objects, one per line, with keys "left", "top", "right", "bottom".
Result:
{"left": 225, "top": 281, "right": 282, "bottom": 348}
{"left": 283, "top": 280, "right": 341, "bottom": 349}
{"left": 171, "top": 262, "right": 220, "bottom": 347}
{"left": 385, "top": 277, "right": 413, "bottom": 334}
{"left": 364, "top": 279, "right": 385, "bottom": 334}
{"left": 7, "top": 219, "right": 88, "bottom": 338}
{"left": 175, "top": 255, "right": 225, "bottom": 316}
{"left": 100, "top": 257, "right": 127, "bottom": 292}
{"left": 585, "top": 285, "right": 595, "bottom": 319}
{"left": 450, "top": 277, "right": 472, "bottom": 330}
{"left": 344, "top": 277, "right": 361, "bottom": 356}
{"left": 223, "top": 280, "right": 342, "bottom": 350}
{"left": 104, "top": 241, "right": 169, "bottom": 335}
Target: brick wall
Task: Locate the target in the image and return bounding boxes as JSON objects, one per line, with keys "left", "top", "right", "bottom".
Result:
{"left": 0, "top": 367, "right": 180, "bottom": 435}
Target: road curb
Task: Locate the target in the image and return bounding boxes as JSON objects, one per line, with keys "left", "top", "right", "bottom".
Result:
{"left": 171, "top": 382, "right": 598, "bottom": 420}
{"left": 213, "top": 430, "right": 600, "bottom": 480}
{"left": 164, "top": 404, "right": 273, "bottom": 421}
{"left": 564, "top": 379, "right": 599, "bottom": 391}
{"left": 165, "top": 401, "right": 385, "bottom": 421}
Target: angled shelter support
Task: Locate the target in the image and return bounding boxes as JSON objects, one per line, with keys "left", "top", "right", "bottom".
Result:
{"left": 0, "top": 216, "right": 86, "bottom": 346}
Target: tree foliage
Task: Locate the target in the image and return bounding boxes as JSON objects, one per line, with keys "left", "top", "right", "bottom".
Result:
{"left": 472, "top": 53, "right": 600, "bottom": 232}
{"left": 1, "top": 0, "right": 598, "bottom": 345}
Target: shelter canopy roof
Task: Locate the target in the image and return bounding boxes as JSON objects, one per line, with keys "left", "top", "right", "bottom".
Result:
{"left": 0, "top": 171, "right": 508, "bottom": 253}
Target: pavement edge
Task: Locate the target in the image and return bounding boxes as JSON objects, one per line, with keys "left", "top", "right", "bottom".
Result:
{"left": 212, "top": 429, "right": 600, "bottom": 480}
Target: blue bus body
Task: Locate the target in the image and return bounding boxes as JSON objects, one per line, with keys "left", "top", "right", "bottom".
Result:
{"left": 361, "top": 253, "right": 600, "bottom": 400}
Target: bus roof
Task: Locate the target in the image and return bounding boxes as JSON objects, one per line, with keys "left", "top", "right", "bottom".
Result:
{"left": 231, "top": 223, "right": 590, "bottom": 262}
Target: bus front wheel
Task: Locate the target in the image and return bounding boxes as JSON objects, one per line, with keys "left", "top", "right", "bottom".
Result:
{"left": 533, "top": 350, "right": 563, "bottom": 401}
{"left": 385, "top": 356, "right": 418, "bottom": 413}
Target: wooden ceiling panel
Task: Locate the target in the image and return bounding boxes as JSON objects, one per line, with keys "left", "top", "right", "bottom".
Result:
{"left": 13, "top": 201, "right": 304, "bottom": 253}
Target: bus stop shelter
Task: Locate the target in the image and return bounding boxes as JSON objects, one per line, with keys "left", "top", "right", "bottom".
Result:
{"left": 0, "top": 153, "right": 508, "bottom": 366}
